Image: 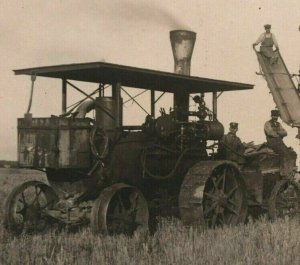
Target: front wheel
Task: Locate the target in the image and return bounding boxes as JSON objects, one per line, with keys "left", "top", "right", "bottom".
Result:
{"left": 4, "top": 181, "right": 58, "bottom": 235}
{"left": 91, "top": 183, "right": 149, "bottom": 235}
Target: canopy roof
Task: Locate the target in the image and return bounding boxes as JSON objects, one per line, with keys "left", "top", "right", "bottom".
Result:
{"left": 14, "top": 61, "right": 254, "bottom": 93}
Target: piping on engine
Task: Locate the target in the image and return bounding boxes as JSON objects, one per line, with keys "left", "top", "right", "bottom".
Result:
{"left": 74, "top": 99, "right": 109, "bottom": 163}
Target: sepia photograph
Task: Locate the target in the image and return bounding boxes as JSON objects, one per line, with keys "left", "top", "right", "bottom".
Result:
{"left": 0, "top": 1, "right": 299, "bottom": 264}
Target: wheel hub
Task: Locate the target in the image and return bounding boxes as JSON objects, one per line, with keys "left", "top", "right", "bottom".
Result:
{"left": 214, "top": 189, "right": 228, "bottom": 208}
{"left": 25, "top": 202, "right": 41, "bottom": 221}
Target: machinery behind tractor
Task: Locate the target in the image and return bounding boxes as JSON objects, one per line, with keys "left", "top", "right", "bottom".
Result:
{"left": 4, "top": 30, "right": 300, "bottom": 235}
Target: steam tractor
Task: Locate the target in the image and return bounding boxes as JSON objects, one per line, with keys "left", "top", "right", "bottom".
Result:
{"left": 4, "top": 30, "right": 300, "bottom": 235}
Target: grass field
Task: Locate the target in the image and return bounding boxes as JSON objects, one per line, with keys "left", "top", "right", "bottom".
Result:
{"left": 0, "top": 168, "right": 299, "bottom": 265}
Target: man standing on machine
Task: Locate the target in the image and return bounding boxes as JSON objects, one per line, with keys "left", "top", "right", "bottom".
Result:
{"left": 253, "top": 24, "right": 279, "bottom": 64}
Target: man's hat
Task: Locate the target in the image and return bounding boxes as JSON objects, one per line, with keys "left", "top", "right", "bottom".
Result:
{"left": 271, "top": 109, "right": 280, "bottom": 116}
{"left": 230, "top": 122, "right": 238, "bottom": 129}
{"left": 264, "top": 24, "right": 271, "bottom": 29}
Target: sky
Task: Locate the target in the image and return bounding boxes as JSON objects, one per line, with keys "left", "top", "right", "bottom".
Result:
{"left": 1, "top": 0, "right": 300, "bottom": 160}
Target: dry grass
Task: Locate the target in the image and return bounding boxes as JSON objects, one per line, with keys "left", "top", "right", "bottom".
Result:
{"left": 0, "top": 168, "right": 299, "bottom": 265}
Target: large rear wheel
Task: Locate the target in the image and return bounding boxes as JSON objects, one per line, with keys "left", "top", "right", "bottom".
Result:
{"left": 91, "top": 183, "right": 149, "bottom": 235}
{"left": 203, "top": 163, "right": 248, "bottom": 228}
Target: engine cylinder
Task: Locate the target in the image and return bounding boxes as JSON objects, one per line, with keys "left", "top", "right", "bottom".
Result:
{"left": 194, "top": 121, "right": 224, "bottom": 140}
{"left": 95, "top": 97, "right": 122, "bottom": 133}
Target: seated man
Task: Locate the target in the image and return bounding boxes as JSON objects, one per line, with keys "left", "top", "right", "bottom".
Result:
{"left": 219, "top": 122, "right": 245, "bottom": 164}
{"left": 264, "top": 109, "right": 297, "bottom": 176}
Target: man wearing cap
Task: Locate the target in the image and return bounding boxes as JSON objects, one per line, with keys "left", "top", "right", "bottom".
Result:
{"left": 219, "top": 122, "right": 245, "bottom": 164}
{"left": 264, "top": 110, "right": 296, "bottom": 176}
{"left": 253, "top": 24, "right": 279, "bottom": 64}
{"left": 264, "top": 110, "right": 287, "bottom": 141}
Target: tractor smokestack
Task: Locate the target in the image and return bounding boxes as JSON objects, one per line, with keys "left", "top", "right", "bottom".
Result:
{"left": 170, "top": 30, "right": 196, "bottom": 75}
{"left": 170, "top": 30, "right": 196, "bottom": 121}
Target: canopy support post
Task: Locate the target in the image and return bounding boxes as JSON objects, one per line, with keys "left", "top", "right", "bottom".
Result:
{"left": 213, "top": 91, "right": 217, "bottom": 120}
{"left": 62, "top": 79, "right": 67, "bottom": 114}
{"left": 151, "top": 90, "right": 155, "bottom": 117}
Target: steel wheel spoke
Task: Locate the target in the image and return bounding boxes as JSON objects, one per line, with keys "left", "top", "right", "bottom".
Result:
{"left": 225, "top": 205, "right": 238, "bottom": 215}
{"left": 222, "top": 174, "right": 226, "bottom": 191}
{"left": 276, "top": 199, "right": 288, "bottom": 207}
{"left": 211, "top": 206, "right": 219, "bottom": 227}
{"left": 117, "top": 194, "right": 126, "bottom": 212}
{"left": 227, "top": 185, "right": 238, "bottom": 198}
{"left": 35, "top": 186, "right": 39, "bottom": 196}
{"left": 212, "top": 177, "right": 219, "bottom": 190}
{"left": 215, "top": 175, "right": 223, "bottom": 187}
{"left": 276, "top": 205, "right": 294, "bottom": 209}
{"left": 129, "top": 192, "right": 139, "bottom": 214}
{"left": 39, "top": 199, "right": 55, "bottom": 210}
{"left": 16, "top": 205, "right": 27, "bottom": 215}
{"left": 107, "top": 214, "right": 130, "bottom": 223}
{"left": 206, "top": 187, "right": 215, "bottom": 197}
{"left": 18, "top": 197, "right": 27, "bottom": 207}
{"left": 21, "top": 192, "right": 27, "bottom": 205}
{"left": 204, "top": 192, "right": 218, "bottom": 201}
{"left": 31, "top": 187, "right": 43, "bottom": 205}
{"left": 228, "top": 198, "right": 238, "bottom": 208}
{"left": 220, "top": 167, "right": 227, "bottom": 190}
{"left": 278, "top": 193, "right": 288, "bottom": 200}
{"left": 204, "top": 202, "right": 218, "bottom": 216}
{"left": 276, "top": 199, "right": 297, "bottom": 208}
{"left": 211, "top": 211, "right": 218, "bottom": 227}
{"left": 219, "top": 212, "right": 225, "bottom": 225}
